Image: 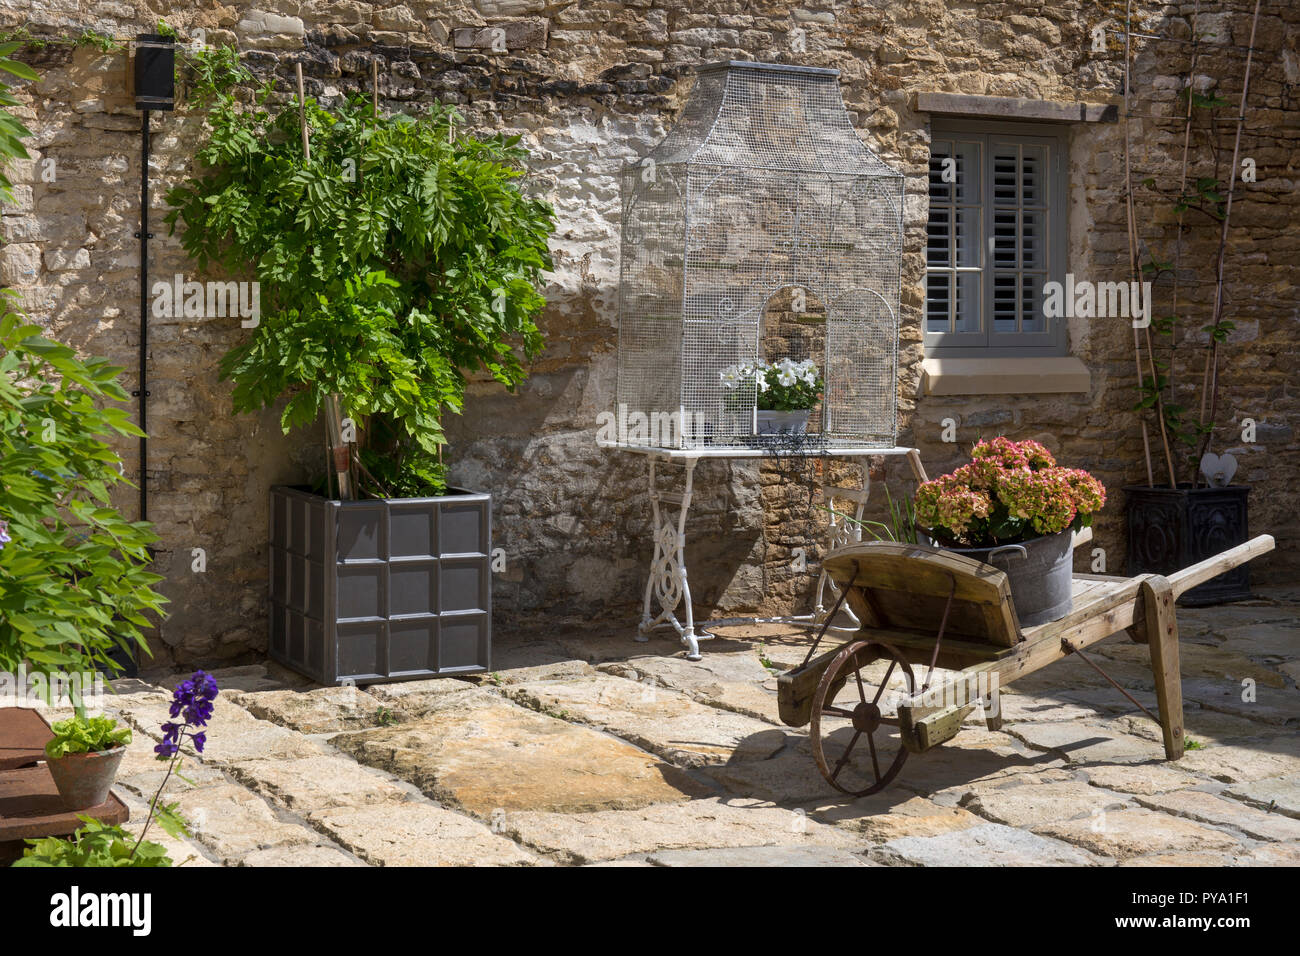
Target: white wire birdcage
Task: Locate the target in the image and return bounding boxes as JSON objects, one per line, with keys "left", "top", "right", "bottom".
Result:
{"left": 615, "top": 61, "right": 905, "bottom": 451}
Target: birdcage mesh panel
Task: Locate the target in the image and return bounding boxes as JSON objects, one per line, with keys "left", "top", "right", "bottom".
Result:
{"left": 616, "top": 62, "right": 904, "bottom": 451}
{"left": 616, "top": 163, "right": 686, "bottom": 436}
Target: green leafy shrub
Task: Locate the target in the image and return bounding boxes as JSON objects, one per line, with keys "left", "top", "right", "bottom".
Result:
{"left": 0, "top": 306, "right": 167, "bottom": 686}
{"left": 13, "top": 817, "right": 172, "bottom": 867}
{"left": 0, "top": 42, "right": 36, "bottom": 204}
{"left": 165, "top": 52, "right": 555, "bottom": 497}
{"left": 44, "top": 714, "right": 132, "bottom": 758}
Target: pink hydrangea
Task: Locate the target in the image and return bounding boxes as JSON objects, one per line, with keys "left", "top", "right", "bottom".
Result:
{"left": 914, "top": 438, "right": 1105, "bottom": 546}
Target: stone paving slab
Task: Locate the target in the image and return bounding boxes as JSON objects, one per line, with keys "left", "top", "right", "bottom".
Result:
{"left": 230, "top": 754, "right": 415, "bottom": 813}
{"left": 597, "top": 653, "right": 780, "bottom": 723}
{"left": 239, "top": 845, "right": 369, "bottom": 867}
{"left": 482, "top": 660, "right": 598, "bottom": 685}
{"left": 111, "top": 735, "right": 226, "bottom": 801}
{"left": 1133, "top": 789, "right": 1300, "bottom": 842}
{"left": 1033, "top": 808, "right": 1244, "bottom": 860}
{"left": 149, "top": 664, "right": 305, "bottom": 694}
{"left": 898, "top": 740, "right": 1068, "bottom": 801}
{"left": 311, "top": 802, "right": 540, "bottom": 866}
{"left": 1114, "top": 709, "right": 1291, "bottom": 746}
{"left": 645, "top": 845, "right": 873, "bottom": 867}
{"left": 1012, "top": 650, "right": 1157, "bottom": 694}
{"left": 1183, "top": 604, "right": 1299, "bottom": 630}
{"left": 114, "top": 692, "right": 330, "bottom": 766}
{"left": 1057, "top": 685, "right": 1162, "bottom": 718}
{"left": 1246, "top": 843, "right": 1300, "bottom": 865}
{"left": 1223, "top": 773, "right": 1300, "bottom": 818}
{"left": 870, "top": 822, "right": 1099, "bottom": 866}
{"left": 1181, "top": 677, "right": 1300, "bottom": 725}
{"left": 986, "top": 692, "right": 1100, "bottom": 724}
{"left": 701, "top": 740, "right": 850, "bottom": 804}
{"left": 813, "top": 794, "right": 985, "bottom": 841}
{"left": 959, "top": 779, "right": 1132, "bottom": 828}
{"left": 1217, "top": 621, "right": 1300, "bottom": 661}
{"left": 116, "top": 792, "right": 218, "bottom": 868}
{"left": 333, "top": 689, "right": 711, "bottom": 815}
{"left": 502, "top": 674, "right": 787, "bottom": 768}
{"left": 1118, "top": 851, "right": 1254, "bottom": 866}
{"left": 1097, "top": 642, "right": 1287, "bottom": 688}
{"left": 174, "top": 783, "right": 330, "bottom": 863}
{"left": 1005, "top": 721, "right": 1167, "bottom": 765}
{"left": 501, "top": 797, "right": 858, "bottom": 865}
{"left": 362, "top": 677, "right": 478, "bottom": 719}
{"left": 1176, "top": 737, "right": 1300, "bottom": 783}
{"left": 230, "top": 686, "right": 390, "bottom": 734}
{"left": 1082, "top": 763, "right": 1204, "bottom": 795}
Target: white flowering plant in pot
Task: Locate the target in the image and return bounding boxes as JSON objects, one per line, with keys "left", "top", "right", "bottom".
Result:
{"left": 720, "top": 358, "right": 823, "bottom": 434}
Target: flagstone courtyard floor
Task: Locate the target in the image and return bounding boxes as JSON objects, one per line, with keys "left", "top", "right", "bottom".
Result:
{"left": 56, "top": 588, "right": 1300, "bottom": 866}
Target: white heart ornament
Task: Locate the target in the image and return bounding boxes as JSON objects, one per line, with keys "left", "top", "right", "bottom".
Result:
{"left": 1199, "top": 452, "right": 1237, "bottom": 488}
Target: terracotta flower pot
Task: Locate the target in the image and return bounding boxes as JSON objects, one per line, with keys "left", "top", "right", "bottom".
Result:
{"left": 46, "top": 746, "right": 127, "bottom": 810}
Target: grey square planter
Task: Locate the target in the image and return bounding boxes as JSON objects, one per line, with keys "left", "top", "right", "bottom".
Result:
{"left": 268, "top": 485, "right": 491, "bottom": 685}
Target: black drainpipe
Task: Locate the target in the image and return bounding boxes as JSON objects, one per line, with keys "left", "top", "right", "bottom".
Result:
{"left": 135, "top": 108, "right": 150, "bottom": 520}
{"left": 132, "top": 34, "right": 174, "bottom": 523}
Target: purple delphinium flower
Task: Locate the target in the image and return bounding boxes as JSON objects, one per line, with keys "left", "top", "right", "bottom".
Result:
{"left": 0, "top": 519, "right": 10, "bottom": 551}
{"left": 154, "top": 670, "right": 219, "bottom": 758}
{"left": 134, "top": 671, "right": 220, "bottom": 859}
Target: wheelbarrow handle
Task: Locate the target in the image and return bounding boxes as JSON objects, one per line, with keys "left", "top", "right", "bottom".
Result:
{"left": 1167, "top": 534, "right": 1275, "bottom": 599}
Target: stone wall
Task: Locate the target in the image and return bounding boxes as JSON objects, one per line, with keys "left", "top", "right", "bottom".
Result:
{"left": 0, "top": 1, "right": 1294, "bottom": 667}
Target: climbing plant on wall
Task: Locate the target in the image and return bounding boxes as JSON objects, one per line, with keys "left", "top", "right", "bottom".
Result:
{"left": 165, "top": 49, "right": 556, "bottom": 498}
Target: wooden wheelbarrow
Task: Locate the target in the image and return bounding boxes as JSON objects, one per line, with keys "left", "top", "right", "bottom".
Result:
{"left": 776, "top": 532, "right": 1275, "bottom": 796}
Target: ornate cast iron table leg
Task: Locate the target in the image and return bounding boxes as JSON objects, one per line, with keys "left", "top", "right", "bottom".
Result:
{"left": 637, "top": 456, "right": 707, "bottom": 660}
{"left": 812, "top": 457, "right": 870, "bottom": 628}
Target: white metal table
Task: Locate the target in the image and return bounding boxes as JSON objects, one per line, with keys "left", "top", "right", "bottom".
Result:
{"left": 601, "top": 442, "right": 929, "bottom": 660}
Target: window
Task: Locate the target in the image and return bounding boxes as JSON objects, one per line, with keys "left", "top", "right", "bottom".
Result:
{"left": 925, "top": 121, "right": 1068, "bottom": 356}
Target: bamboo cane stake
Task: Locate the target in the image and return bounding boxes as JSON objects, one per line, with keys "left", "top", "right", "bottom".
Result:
{"left": 1166, "top": 0, "right": 1201, "bottom": 485}
{"left": 1126, "top": 5, "right": 1178, "bottom": 488}
{"left": 1122, "top": 5, "right": 1158, "bottom": 487}
{"left": 297, "top": 61, "right": 354, "bottom": 500}
{"left": 1196, "top": 0, "right": 1261, "bottom": 481}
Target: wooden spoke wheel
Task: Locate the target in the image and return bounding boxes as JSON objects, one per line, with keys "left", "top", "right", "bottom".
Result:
{"left": 810, "top": 641, "right": 916, "bottom": 797}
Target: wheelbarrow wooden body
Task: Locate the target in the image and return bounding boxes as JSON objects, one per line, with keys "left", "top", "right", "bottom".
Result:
{"left": 776, "top": 532, "right": 1275, "bottom": 796}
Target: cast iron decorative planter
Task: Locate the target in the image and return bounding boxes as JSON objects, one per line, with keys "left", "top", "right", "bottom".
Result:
{"left": 1125, "top": 484, "right": 1251, "bottom": 605}
{"left": 268, "top": 485, "right": 491, "bottom": 685}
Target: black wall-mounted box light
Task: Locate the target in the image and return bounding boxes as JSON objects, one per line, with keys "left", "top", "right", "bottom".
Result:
{"left": 133, "top": 34, "right": 175, "bottom": 111}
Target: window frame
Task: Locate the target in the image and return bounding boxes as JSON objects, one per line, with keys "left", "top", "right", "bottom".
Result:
{"left": 924, "top": 118, "right": 1070, "bottom": 358}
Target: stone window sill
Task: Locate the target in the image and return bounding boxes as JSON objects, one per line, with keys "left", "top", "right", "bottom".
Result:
{"left": 919, "top": 356, "right": 1091, "bottom": 396}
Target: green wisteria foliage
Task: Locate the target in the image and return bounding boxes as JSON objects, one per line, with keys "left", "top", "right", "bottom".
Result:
{"left": 166, "top": 52, "right": 556, "bottom": 497}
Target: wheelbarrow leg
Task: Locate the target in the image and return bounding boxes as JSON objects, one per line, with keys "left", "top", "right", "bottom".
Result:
{"left": 1141, "top": 576, "right": 1184, "bottom": 760}
{"left": 983, "top": 686, "right": 1003, "bottom": 732}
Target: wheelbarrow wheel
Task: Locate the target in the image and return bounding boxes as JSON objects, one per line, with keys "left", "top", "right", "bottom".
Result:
{"left": 810, "top": 640, "right": 916, "bottom": 797}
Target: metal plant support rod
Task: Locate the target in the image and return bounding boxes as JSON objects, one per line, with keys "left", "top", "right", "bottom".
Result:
{"left": 1104, "top": 27, "right": 1262, "bottom": 55}
{"left": 136, "top": 109, "right": 150, "bottom": 521}
{"left": 1061, "top": 639, "right": 1162, "bottom": 726}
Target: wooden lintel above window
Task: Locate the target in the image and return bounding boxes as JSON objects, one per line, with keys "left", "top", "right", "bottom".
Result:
{"left": 914, "top": 92, "right": 1119, "bottom": 124}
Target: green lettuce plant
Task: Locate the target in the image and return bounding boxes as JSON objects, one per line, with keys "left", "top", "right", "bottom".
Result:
{"left": 165, "top": 49, "right": 555, "bottom": 498}
{"left": 44, "top": 714, "right": 132, "bottom": 758}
